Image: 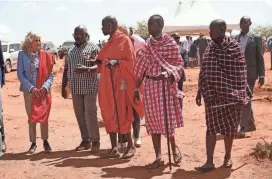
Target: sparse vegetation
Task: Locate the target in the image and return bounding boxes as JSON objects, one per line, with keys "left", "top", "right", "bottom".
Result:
{"left": 251, "top": 138, "right": 272, "bottom": 161}
{"left": 254, "top": 25, "right": 272, "bottom": 38}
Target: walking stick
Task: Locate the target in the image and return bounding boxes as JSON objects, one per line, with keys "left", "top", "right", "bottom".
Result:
{"left": 162, "top": 79, "right": 172, "bottom": 170}
{"left": 108, "top": 64, "right": 124, "bottom": 153}
{"left": 212, "top": 98, "right": 263, "bottom": 109}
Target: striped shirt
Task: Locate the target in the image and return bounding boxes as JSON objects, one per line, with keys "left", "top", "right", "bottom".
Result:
{"left": 65, "top": 42, "right": 100, "bottom": 95}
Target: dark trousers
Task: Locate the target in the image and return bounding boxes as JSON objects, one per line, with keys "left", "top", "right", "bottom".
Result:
{"left": 118, "top": 108, "right": 140, "bottom": 143}
{"left": 199, "top": 51, "right": 205, "bottom": 66}
{"left": 182, "top": 52, "right": 188, "bottom": 68}
{"left": 0, "top": 115, "right": 4, "bottom": 141}
{"left": 0, "top": 88, "right": 3, "bottom": 141}
{"left": 240, "top": 78, "right": 256, "bottom": 130}
{"left": 270, "top": 51, "right": 272, "bottom": 69}
{"left": 178, "top": 70, "right": 186, "bottom": 91}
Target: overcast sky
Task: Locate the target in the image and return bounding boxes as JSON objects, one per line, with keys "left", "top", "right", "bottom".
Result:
{"left": 0, "top": 0, "right": 271, "bottom": 46}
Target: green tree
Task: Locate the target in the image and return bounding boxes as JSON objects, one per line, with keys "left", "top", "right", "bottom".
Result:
{"left": 254, "top": 25, "right": 272, "bottom": 38}
{"left": 134, "top": 20, "right": 149, "bottom": 39}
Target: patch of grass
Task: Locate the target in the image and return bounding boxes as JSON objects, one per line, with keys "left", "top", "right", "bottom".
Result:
{"left": 251, "top": 138, "right": 272, "bottom": 161}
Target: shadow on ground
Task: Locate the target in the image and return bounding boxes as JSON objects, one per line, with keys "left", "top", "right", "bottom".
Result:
{"left": 101, "top": 165, "right": 169, "bottom": 179}
{"left": 1, "top": 148, "right": 110, "bottom": 162}
{"left": 100, "top": 163, "right": 246, "bottom": 179}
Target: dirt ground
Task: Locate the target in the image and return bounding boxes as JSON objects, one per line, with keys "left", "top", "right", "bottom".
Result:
{"left": 0, "top": 53, "right": 272, "bottom": 179}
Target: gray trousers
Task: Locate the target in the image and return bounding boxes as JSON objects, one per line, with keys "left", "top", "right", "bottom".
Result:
{"left": 0, "top": 88, "right": 4, "bottom": 141}
{"left": 24, "top": 93, "right": 49, "bottom": 143}
{"left": 240, "top": 78, "right": 256, "bottom": 130}
{"left": 0, "top": 88, "right": 3, "bottom": 155}
{"left": 72, "top": 94, "right": 100, "bottom": 142}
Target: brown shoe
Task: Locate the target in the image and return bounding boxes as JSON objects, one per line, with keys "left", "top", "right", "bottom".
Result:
{"left": 75, "top": 141, "right": 91, "bottom": 151}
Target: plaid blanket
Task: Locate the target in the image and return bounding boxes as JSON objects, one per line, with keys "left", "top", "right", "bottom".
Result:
{"left": 134, "top": 34, "right": 184, "bottom": 136}
{"left": 199, "top": 36, "right": 248, "bottom": 137}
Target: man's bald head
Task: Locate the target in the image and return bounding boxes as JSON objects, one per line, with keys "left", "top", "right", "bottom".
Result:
{"left": 73, "top": 25, "right": 89, "bottom": 45}
{"left": 240, "top": 16, "right": 252, "bottom": 33}
{"left": 74, "top": 25, "right": 88, "bottom": 33}
{"left": 148, "top": 14, "right": 164, "bottom": 37}
{"left": 210, "top": 19, "right": 227, "bottom": 31}
{"left": 209, "top": 19, "right": 227, "bottom": 43}
{"left": 149, "top": 14, "right": 164, "bottom": 27}
{"left": 102, "top": 16, "right": 118, "bottom": 36}
{"left": 103, "top": 16, "right": 118, "bottom": 26}
{"left": 240, "top": 16, "right": 252, "bottom": 24}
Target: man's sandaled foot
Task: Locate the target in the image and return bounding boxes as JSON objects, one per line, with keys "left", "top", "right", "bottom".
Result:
{"left": 195, "top": 163, "right": 215, "bottom": 172}
{"left": 223, "top": 158, "right": 233, "bottom": 168}
{"left": 146, "top": 158, "right": 164, "bottom": 170}
{"left": 237, "top": 130, "right": 246, "bottom": 138}
{"left": 173, "top": 146, "right": 182, "bottom": 164}
{"left": 121, "top": 147, "right": 136, "bottom": 159}
{"left": 107, "top": 148, "right": 121, "bottom": 158}
{"left": 121, "top": 146, "right": 135, "bottom": 159}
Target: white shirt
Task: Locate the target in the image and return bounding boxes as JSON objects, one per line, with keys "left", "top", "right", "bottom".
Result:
{"left": 131, "top": 34, "right": 145, "bottom": 52}
{"left": 238, "top": 30, "right": 252, "bottom": 53}
{"left": 182, "top": 40, "right": 189, "bottom": 52}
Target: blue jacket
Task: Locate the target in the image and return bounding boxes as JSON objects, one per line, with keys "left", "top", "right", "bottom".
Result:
{"left": 17, "top": 51, "right": 54, "bottom": 92}
{"left": 0, "top": 41, "right": 5, "bottom": 86}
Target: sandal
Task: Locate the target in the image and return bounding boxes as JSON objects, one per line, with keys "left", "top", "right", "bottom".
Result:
{"left": 146, "top": 158, "right": 164, "bottom": 170}
{"left": 173, "top": 146, "right": 182, "bottom": 164}
{"left": 121, "top": 147, "right": 136, "bottom": 159}
{"left": 236, "top": 130, "right": 246, "bottom": 138}
{"left": 107, "top": 148, "right": 121, "bottom": 158}
{"left": 195, "top": 163, "right": 215, "bottom": 172}
{"left": 223, "top": 158, "right": 233, "bottom": 168}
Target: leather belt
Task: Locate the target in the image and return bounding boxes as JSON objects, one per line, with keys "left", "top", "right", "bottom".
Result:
{"left": 145, "top": 76, "right": 170, "bottom": 81}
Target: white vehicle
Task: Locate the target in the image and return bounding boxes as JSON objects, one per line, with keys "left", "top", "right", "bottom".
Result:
{"left": 1, "top": 41, "right": 21, "bottom": 73}
{"left": 59, "top": 40, "right": 74, "bottom": 50}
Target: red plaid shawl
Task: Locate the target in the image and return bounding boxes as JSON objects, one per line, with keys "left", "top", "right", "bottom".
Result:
{"left": 199, "top": 36, "right": 248, "bottom": 105}
{"left": 140, "top": 34, "right": 184, "bottom": 98}
{"left": 134, "top": 34, "right": 184, "bottom": 136}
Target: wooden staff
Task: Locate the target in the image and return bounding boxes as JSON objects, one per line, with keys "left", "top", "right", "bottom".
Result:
{"left": 108, "top": 63, "right": 124, "bottom": 153}
{"left": 162, "top": 79, "right": 172, "bottom": 170}
{"left": 212, "top": 98, "right": 263, "bottom": 109}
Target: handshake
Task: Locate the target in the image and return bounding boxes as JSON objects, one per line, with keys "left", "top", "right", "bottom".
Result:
{"left": 30, "top": 87, "right": 48, "bottom": 98}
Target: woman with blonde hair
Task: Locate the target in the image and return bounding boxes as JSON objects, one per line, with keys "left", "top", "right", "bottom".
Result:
{"left": 17, "top": 32, "right": 54, "bottom": 154}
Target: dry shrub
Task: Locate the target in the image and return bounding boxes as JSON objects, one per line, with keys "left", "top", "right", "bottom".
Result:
{"left": 251, "top": 138, "right": 272, "bottom": 161}
{"left": 264, "top": 93, "right": 272, "bottom": 102}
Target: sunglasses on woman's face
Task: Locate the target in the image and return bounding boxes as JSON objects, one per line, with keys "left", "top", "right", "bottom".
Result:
{"left": 34, "top": 39, "right": 41, "bottom": 42}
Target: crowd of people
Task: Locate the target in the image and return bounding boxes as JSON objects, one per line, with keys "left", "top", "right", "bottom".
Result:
{"left": 0, "top": 14, "right": 267, "bottom": 172}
